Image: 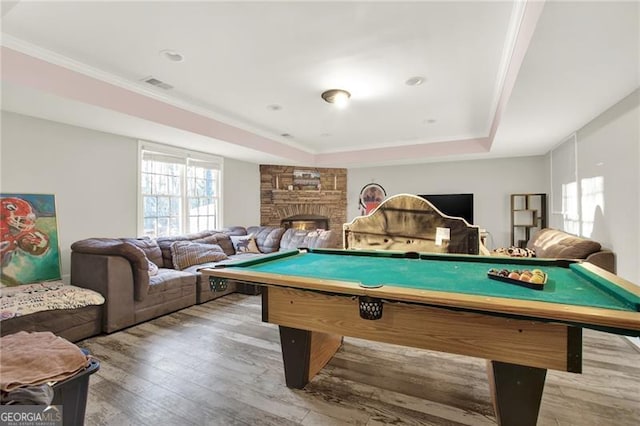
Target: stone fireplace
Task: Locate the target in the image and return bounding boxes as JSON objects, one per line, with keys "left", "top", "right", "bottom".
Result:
{"left": 260, "top": 165, "right": 347, "bottom": 240}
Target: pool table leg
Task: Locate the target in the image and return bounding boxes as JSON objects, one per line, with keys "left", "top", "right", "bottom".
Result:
{"left": 487, "top": 360, "right": 547, "bottom": 426}
{"left": 279, "top": 326, "right": 343, "bottom": 389}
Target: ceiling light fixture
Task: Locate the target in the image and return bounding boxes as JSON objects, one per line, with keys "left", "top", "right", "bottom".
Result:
{"left": 321, "top": 89, "right": 351, "bottom": 108}
{"left": 160, "top": 49, "right": 184, "bottom": 62}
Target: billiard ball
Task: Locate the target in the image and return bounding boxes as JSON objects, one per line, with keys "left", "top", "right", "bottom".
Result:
{"left": 508, "top": 271, "right": 520, "bottom": 280}
{"left": 530, "top": 274, "right": 545, "bottom": 284}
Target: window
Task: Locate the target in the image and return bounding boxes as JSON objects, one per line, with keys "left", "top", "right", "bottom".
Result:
{"left": 139, "top": 142, "right": 222, "bottom": 237}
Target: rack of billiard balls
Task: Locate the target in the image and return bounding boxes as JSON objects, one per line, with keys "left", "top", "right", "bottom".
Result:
{"left": 487, "top": 268, "right": 547, "bottom": 290}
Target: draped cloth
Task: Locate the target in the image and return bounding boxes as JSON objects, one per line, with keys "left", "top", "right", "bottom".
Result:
{"left": 0, "top": 331, "right": 89, "bottom": 392}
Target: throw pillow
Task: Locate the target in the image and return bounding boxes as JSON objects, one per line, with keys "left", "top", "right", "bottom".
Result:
{"left": 170, "top": 241, "right": 228, "bottom": 270}
{"left": 493, "top": 246, "right": 535, "bottom": 258}
{"left": 230, "top": 235, "right": 261, "bottom": 254}
{"left": 148, "top": 259, "right": 159, "bottom": 276}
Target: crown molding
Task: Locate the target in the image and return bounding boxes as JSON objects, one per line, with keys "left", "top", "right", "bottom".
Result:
{"left": 0, "top": 34, "right": 313, "bottom": 153}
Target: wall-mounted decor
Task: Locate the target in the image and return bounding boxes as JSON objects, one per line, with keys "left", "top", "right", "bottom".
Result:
{"left": 0, "top": 193, "right": 62, "bottom": 286}
{"left": 359, "top": 183, "right": 387, "bottom": 215}
{"left": 293, "top": 169, "right": 321, "bottom": 190}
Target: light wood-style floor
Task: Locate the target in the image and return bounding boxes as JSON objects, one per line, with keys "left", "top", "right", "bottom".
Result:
{"left": 79, "top": 294, "right": 640, "bottom": 425}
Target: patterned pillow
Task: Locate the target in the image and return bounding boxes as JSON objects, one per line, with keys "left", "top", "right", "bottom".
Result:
{"left": 230, "top": 235, "right": 261, "bottom": 254}
{"left": 148, "top": 259, "right": 159, "bottom": 276}
{"left": 170, "top": 241, "right": 228, "bottom": 270}
{"left": 493, "top": 246, "right": 536, "bottom": 258}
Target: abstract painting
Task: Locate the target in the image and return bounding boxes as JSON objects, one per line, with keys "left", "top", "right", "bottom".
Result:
{"left": 1, "top": 193, "right": 61, "bottom": 286}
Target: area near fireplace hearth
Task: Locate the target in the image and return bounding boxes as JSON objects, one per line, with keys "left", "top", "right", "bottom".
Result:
{"left": 259, "top": 165, "right": 347, "bottom": 236}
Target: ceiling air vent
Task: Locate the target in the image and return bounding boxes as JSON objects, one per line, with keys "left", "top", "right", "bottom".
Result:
{"left": 141, "top": 76, "right": 173, "bottom": 90}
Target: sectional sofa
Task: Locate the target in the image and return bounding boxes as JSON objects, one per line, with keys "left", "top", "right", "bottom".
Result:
{"left": 70, "top": 226, "right": 337, "bottom": 334}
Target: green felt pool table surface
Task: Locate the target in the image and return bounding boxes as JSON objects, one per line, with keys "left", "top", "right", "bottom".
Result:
{"left": 230, "top": 249, "right": 639, "bottom": 312}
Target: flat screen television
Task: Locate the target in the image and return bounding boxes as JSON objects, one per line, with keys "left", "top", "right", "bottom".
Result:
{"left": 418, "top": 193, "right": 474, "bottom": 224}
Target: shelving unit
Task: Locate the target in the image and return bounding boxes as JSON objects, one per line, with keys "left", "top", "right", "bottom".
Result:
{"left": 510, "top": 193, "right": 547, "bottom": 248}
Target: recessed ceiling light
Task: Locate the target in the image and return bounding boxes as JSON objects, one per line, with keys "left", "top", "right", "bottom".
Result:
{"left": 160, "top": 49, "right": 184, "bottom": 62}
{"left": 423, "top": 118, "right": 437, "bottom": 124}
{"left": 267, "top": 104, "right": 282, "bottom": 111}
{"left": 406, "top": 76, "right": 426, "bottom": 86}
{"left": 321, "top": 89, "right": 351, "bottom": 108}
{"left": 280, "top": 133, "right": 292, "bottom": 138}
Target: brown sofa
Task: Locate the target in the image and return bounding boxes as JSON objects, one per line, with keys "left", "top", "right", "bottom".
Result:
{"left": 70, "top": 226, "right": 337, "bottom": 333}
{"left": 526, "top": 228, "right": 616, "bottom": 273}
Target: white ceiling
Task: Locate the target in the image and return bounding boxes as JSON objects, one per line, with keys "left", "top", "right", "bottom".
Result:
{"left": 1, "top": 1, "right": 638, "bottom": 167}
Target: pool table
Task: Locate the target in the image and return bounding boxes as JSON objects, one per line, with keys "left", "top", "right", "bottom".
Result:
{"left": 203, "top": 248, "right": 640, "bottom": 426}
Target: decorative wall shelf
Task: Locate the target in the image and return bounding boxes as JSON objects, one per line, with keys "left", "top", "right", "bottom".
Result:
{"left": 510, "top": 193, "right": 547, "bottom": 248}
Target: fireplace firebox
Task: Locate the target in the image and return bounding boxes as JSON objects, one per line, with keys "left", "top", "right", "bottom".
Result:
{"left": 281, "top": 215, "right": 329, "bottom": 231}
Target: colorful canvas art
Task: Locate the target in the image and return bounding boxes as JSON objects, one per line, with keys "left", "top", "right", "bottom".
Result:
{"left": 358, "top": 183, "right": 386, "bottom": 215}
{"left": 0, "top": 194, "right": 62, "bottom": 286}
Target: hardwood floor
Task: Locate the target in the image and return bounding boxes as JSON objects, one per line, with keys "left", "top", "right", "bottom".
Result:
{"left": 79, "top": 294, "right": 640, "bottom": 425}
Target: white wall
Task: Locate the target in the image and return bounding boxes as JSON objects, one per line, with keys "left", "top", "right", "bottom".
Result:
{"left": 222, "top": 157, "right": 260, "bottom": 227}
{"left": 1, "top": 112, "right": 138, "bottom": 281}
{"left": 0, "top": 111, "right": 259, "bottom": 281}
{"left": 347, "top": 156, "right": 549, "bottom": 249}
{"left": 549, "top": 90, "right": 639, "bottom": 283}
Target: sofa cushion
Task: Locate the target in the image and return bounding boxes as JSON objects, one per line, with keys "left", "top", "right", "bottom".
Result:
{"left": 303, "top": 229, "right": 336, "bottom": 249}
{"left": 230, "top": 235, "right": 261, "bottom": 254}
{"left": 157, "top": 231, "right": 230, "bottom": 268}
{"left": 280, "top": 229, "right": 336, "bottom": 250}
{"left": 194, "top": 233, "right": 235, "bottom": 257}
{"left": 527, "top": 228, "right": 602, "bottom": 259}
{"left": 121, "top": 237, "right": 163, "bottom": 267}
{"left": 246, "top": 226, "right": 286, "bottom": 253}
{"left": 70, "top": 238, "right": 151, "bottom": 302}
{"left": 280, "top": 229, "right": 310, "bottom": 250}
{"left": 148, "top": 269, "right": 196, "bottom": 294}
{"left": 158, "top": 232, "right": 211, "bottom": 268}
{"left": 170, "top": 241, "right": 228, "bottom": 270}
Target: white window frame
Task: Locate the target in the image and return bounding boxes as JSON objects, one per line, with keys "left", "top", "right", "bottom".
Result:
{"left": 137, "top": 141, "right": 224, "bottom": 237}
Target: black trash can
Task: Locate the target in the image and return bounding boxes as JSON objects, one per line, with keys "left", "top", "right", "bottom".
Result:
{"left": 51, "top": 358, "right": 100, "bottom": 426}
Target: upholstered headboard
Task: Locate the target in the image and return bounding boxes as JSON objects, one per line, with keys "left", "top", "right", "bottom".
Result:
{"left": 343, "top": 194, "right": 480, "bottom": 255}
